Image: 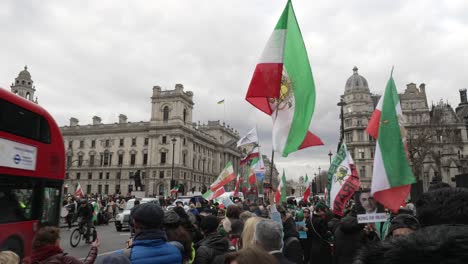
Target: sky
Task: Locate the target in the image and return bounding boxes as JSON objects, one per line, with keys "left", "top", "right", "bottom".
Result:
{"left": 1, "top": 0, "right": 467, "bottom": 181}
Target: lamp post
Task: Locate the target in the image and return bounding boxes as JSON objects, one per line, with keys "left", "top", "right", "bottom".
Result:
{"left": 202, "top": 157, "right": 206, "bottom": 185}
{"left": 171, "top": 138, "right": 177, "bottom": 189}
{"left": 328, "top": 151, "right": 333, "bottom": 165}
{"left": 337, "top": 98, "right": 347, "bottom": 152}
{"left": 318, "top": 167, "right": 322, "bottom": 193}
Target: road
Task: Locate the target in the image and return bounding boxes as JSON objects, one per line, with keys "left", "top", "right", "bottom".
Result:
{"left": 60, "top": 223, "right": 130, "bottom": 263}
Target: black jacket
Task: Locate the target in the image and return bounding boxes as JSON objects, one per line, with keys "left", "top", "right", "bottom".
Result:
{"left": 305, "top": 214, "right": 332, "bottom": 264}
{"left": 74, "top": 203, "right": 93, "bottom": 222}
{"left": 333, "top": 216, "right": 367, "bottom": 264}
{"left": 271, "top": 252, "right": 294, "bottom": 264}
{"left": 194, "top": 234, "right": 230, "bottom": 264}
{"left": 353, "top": 225, "right": 468, "bottom": 264}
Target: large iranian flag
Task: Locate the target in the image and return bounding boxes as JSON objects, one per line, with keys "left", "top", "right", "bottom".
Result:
{"left": 245, "top": 0, "right": 323, "bottom": 157}
{"left": 274, "top": 170, "right": 287, "bottom": 203}
{"left": 366, "top": 74, "right": 415, "bottom": 213}
{"left": 210, "top": 161, "right": 236, "bottom": 191}
{"left": 326, "top": 143, "right": 360, "bottom": 216}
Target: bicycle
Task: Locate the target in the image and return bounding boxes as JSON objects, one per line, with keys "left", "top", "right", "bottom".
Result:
{"left": 70, "top": 221, "right": 97, "bottom": 248}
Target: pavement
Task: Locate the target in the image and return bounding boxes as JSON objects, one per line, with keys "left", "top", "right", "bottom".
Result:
{"left": 60, "top": 223, "right": 130, "bottom": 263}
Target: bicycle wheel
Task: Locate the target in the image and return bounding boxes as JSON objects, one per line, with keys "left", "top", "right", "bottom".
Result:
{"left": 70, "top": 228, "right": 81, "bottom": 248}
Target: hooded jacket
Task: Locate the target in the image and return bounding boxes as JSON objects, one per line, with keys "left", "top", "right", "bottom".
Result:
{"left": 193, "top": 233, "right": 230, "bottom": 264}
{"left": 30, "top": 244, "right": 97, "bottom": 264}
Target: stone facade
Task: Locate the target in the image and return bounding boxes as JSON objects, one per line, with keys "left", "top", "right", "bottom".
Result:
{"left": 62, "top": 84, "right": 243, "bottom": 196}
{"left": 343, "top": 67, "right": 468, "bottom": 191}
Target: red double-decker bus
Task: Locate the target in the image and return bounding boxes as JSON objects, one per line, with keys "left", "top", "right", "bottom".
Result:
{"left": 0, "top": 87, "right": 65, "bottom": 259}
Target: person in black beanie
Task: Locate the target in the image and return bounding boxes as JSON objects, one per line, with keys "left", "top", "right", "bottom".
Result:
{"left": 104, "top": 203, "right": 182, "bottom": 264}
{"left": 386, "top": 214, "right": 420, "bottom": 238}
{"left": 194, "top": 215, "right": 230, "bottom": 264}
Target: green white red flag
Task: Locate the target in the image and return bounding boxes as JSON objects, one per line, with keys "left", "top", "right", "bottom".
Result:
{"left": 302, "top": 174, "right": 311, "bottom": 202}
{"left": 75, "top": 182, "right": 84, "bottom": 198}
{"left": 366, "top": 73, "right": 416, "bottom": 213}
{"left": 210, "top": 161, "right": 236, "bottom": 191}
{"left": 326, "top": 143, "right": 360, "bottom": 216}
{"left": 274, "top": 170, "right": 287, "bottom": 203}
{"left": 203, "top": 187, "right": 226, "bottom": 201}
{"left": 170, "top": 185, "right": 180, "bottom": 194}
{"left": 245, "top": 0, "right": 323, "bottom": 157}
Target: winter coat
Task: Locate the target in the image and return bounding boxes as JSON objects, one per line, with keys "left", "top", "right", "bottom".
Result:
{"left": 31, "top": 244, "right": 97, "bottom": 264}
{"left": 117, "top": 229, "right": 182, "bottom": 264}
{"left": 281, "top": 217, "right": 303, "bottom": 263}
{"left": 306, "top": 214, "right": 332, "bottom": 264}
{"left": 333, "top": 216, "right": 367, "bottom": 264}
{"left": 193, "top": 234, "right": 230, "bottom": 264}
{"left": 353, "top": 225, "right": 468, "bottom": 264}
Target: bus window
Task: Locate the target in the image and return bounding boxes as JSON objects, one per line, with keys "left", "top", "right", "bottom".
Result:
{"left": 40, "top": 187, "right": 61, "bottom": 225}
{"left": 0, "top": 187, "right": 34, "bottom": 224}
{"left": 0, "top": 98, "right": 51, "bottom": 143}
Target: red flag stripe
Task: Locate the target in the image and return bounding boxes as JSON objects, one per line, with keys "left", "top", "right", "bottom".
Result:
{"left": 245, "top": 63, "right": 283, "bottom": 115}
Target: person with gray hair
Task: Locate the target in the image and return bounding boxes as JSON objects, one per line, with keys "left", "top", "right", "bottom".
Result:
{"left": 254, "top": 219, "right": 294, "bottom": 264}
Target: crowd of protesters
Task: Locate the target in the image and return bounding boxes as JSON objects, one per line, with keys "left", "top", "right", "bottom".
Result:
{"left": 4, "top": 183, "right": 468, "bottom": 264}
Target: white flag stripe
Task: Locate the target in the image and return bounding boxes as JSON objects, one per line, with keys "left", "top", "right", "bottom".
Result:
{"left": 259, "top": 29, "right": 286, "bottom": 63}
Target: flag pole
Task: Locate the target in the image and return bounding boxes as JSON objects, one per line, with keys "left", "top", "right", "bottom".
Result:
{"left": 269, "top": 149, "right": 275, "bottom": 189}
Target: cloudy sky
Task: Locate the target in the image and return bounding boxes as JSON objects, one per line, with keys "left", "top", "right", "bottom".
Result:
{"left": 1, "top": 0, "right": 467, "bottom": 181}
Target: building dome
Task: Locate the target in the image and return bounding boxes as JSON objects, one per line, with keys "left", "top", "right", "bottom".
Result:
{"left": 18, "top": 66, "right": 31, "bottom": 80}
{"left": 345, "top": 66, "right": 369, "bottom": 91}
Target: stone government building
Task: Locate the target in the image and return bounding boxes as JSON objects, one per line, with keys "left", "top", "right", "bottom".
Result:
{"left": 342, "top": 66, "right": 468, "bottom": 192}
{"left": 61, "top": 84, "right": 243, "bottom": 196}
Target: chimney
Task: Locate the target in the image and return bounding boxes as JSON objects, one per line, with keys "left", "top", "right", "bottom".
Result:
{"left": 419, "top": 83, "right": 426, "bottom": 94}
{"left": 152, "top": 86, "right": 161, "bottom": 97}
{"left": 92, "top": 116, "right": 102, "bottom": 125}
{"left": 460, "top": 89, "right": 467, "bottom": 104}
{"left": 70, "top": 117, "right": 79, "bottom": 127}
{"left": 119, "top": 114, "right": 128, "bottom": 124}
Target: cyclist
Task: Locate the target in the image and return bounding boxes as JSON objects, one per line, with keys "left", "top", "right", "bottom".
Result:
{"left": 73, "top": 198, "right": 95, "bottom": 244}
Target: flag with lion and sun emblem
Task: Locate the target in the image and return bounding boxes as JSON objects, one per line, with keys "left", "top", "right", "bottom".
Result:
{"left": 326, "top": 143, "right": 360, "bottom": 216}
{"left": 245, "top": 0, "right": 323, "bottom": 157}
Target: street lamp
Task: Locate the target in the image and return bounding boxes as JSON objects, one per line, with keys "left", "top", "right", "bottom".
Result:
{"left": 328, "top": 151, "right": 333, "bottom": 165}
{"left": 171, "top": 138, "right": 177, "bottom": 189}
{"left": 318, "top": 167, "right": 322, "bottom": 193}
{"left": 337, "top": 98, "right": 347, "bottom": 152}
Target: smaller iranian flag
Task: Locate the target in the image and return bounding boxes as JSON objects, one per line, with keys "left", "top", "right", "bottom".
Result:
{"left": 240, "top": 146, "right": 260, "bottom": 166}
{"left": 234, "top": 174, "right": 242, "bottom": 197}
{"left": 170, "top": 185, "right": 179, "bottom": 194}
{"left": 367, "top": 73, "right": 415, "bottom": 213}
{"left": 326, "top": 143, "right": 360, "bottom": 216}
{"left": 274, "top": 170, "right": 287, "bottom": 204}
{"left": 210, "top": 161, "right": 236, "bottom": 191}
{"left": 75, "top": 182, "right": 84, "bottom": 198}
{"left": 203, "top": 187, "right": 226, "bottom": 201}
{"left": 303, "top": 174, "right": 311, "bottom": 202}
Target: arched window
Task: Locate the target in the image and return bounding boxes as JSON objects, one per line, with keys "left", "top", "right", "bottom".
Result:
{"left": 158, "top": 184, "right": 165, "bottom": 196}
{"left": 26, "top": 92, "right": 30, "bottom": 100}
{"left": 163, "top": 106, "right": 169, "bottom": 122}
{"left": 183, "top": 109, "right": 187, "bottom": 123}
